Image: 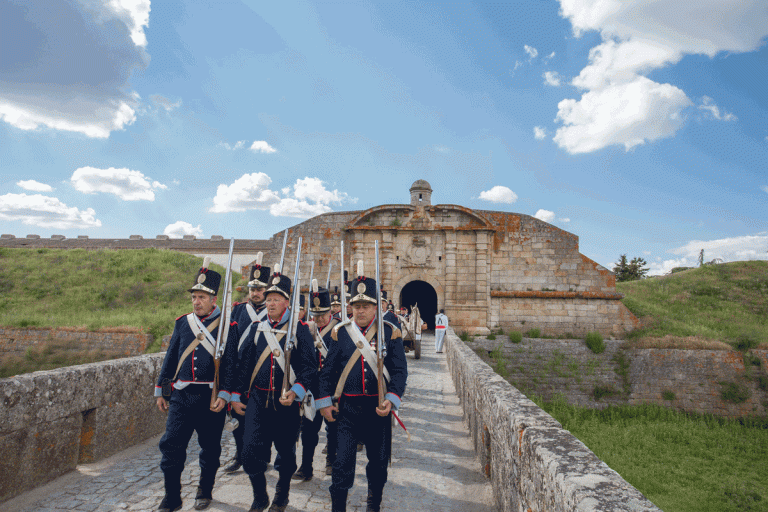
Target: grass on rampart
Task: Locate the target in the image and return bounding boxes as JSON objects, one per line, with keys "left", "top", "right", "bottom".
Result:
{"left": 0, "top": 247, "right": 228, "bottom": 357}
{"left": 532, "top": 396, "right": 768, "bottom": 512}
{"left": 618, "top": 261, "right": 768, "bottom": 348}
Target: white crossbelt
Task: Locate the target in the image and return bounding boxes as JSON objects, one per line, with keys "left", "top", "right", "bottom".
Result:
{"left": 343, "top": 321, "right": 390, "bottom": 382}
{"left": 256, "top": 322, "right": 295, "bottom": 386}
{"left": 186, "top": 313, "right": 216, "bottom": 356}
{"left": 238, "top": 304, "right": 268, "bottom": 351}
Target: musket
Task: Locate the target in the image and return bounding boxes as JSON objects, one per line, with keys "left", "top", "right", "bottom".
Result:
{"left": 339, "top": 241, "right": 347, "bottom": 321}
{"left": 307, "top": 260, "right": 315, "bottom": 317}
{"left": 211, "top": 238, "right": 235, "bottom": 408}
{"left": 326, "top": 262, "right": 333, "bottom": 291}
{"left": 374, "top": 240, "right": 387, "bottom": 409}
{"left": 281, "top": 237, "right": 302, "bottom": 400}
{"left": 278, "top": 228, "right": 289, "bottom": 273}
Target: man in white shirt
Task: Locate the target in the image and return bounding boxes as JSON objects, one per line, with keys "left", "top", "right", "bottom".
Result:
{"left": 434, "top": 309, "right": 448, "bottom": 353}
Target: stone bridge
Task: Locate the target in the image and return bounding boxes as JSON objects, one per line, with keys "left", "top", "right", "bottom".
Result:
{"left": 0, "top": 331, "right": 659, "bottom": 512}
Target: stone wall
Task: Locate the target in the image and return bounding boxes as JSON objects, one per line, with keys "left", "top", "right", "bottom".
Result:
{"left": 0, "top": 327, "right": 153, "bottom": 358}
{"left": 471, "top": 337, "right": 768, "bottom": 417}
{"left": 0, "top": 354, "right": 166, "bottom": 503}
{"left": 445, "top": 329, "right": 660, "bottom": 511}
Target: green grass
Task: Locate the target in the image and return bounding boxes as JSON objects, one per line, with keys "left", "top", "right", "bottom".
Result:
{"left": 532, "top": 397, "right": 768, "bottom": 512}
{"left": 585, "top": 331, "right": 605, "bottom": 353}
{"left": 0, "top": 247, "right": 229, "bottom": 354}
{"left": 618, "top": 261, "right": 768, "bottom": 347}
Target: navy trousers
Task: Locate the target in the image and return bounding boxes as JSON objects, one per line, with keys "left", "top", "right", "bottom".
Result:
{"left": 241, "top": 390, "right": 301, "bottom": 480}
{"left": 329, "top": 396, "right": 391, "bottom": 494}
{"left": 159, "top": 386, "right": 226, "bottom": 483}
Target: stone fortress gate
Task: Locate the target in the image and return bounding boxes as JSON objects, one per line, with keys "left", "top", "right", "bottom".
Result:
{"left": 258, "top": 180, "right": 638, "bottom": 336}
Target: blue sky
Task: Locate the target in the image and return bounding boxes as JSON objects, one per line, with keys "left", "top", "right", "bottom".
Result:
{"left": 1, "top": 0, "right": 767, "bottom": 275}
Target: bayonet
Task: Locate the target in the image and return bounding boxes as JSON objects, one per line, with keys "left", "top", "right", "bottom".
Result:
{"left": 211, "top": 237, "right": 235, "bottom": 408}
{"left": 375, "top": 240, "right": 387, "bottom": 409}
{"left": 278, "top": 228, "right": 288, "bottom": 275}
{"left": 282, "top": 237, "right": 302, "bottom": 400}
{"left": 340, "top": 241, "right": 347, "bottom": 321}
{"left": 326, "top": 262, "right": 333, "bottom": 291}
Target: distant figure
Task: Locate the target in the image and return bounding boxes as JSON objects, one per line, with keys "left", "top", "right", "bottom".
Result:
{"left": 435, "top": 309, "right": 448, "bottom": 353}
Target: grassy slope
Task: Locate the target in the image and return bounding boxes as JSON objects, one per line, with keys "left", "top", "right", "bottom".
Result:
{"left": 617, "top": 261, "right": 768, "bottom": 348}
{"left": 0, "top": 247, "right": 238, "bottom": 348}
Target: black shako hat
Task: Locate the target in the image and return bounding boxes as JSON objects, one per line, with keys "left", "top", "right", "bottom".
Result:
{"left": 330, "top": 286, "right": 342, "bottom": 306}
{"left": 344, "top": 270, "right": 352, "bottom": 299}
{"left": 189, "top": 257, "right": 221, "bottom": 295}
{"left": 350, "top": 260, "right": 378, "bottom": 305}
{"left": 248, "top": 251, "right": 270, "bottom": 288}
{"left": 309, "top": 279, "right": 331, "bottom": 313}
{"left": 264, "top": 263, "right": 291, "bottom": 300}
{"left": 380, "top": 286, "right": 388, "bottom": 303}
{"left": 299, "top": 294, "right": 306, "bottom": 310}
{"left": 387, "top": 302, "right": 394, "bottom": 311}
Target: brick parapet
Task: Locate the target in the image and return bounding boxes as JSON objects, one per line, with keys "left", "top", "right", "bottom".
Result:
{"left": 0, "top": 354, "right": 167, "bottom": 503}
{"left": 445, "top": 329, "right": 660, "bottom": 511}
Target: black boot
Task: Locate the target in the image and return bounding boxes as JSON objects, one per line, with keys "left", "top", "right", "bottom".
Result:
{"left": 331, "top": 490, "right": 348, "bottom": 512}
{"left": 366, "top": 487, "right": 383, "bottom": 512}
{"left": 269, "top": 475, "right": 291, "bottom": 512}
{"left": 223, "top": 454, "right": 242, "bottom": 473}
{"left": 292, "top": 445, "right": 315, "bottom": 481}
{"left": 193, "top": 486, "right": 212, "bottom": 510}
{"left": 158, "top": 475, "right": 182, "bottom": 512}
{"left": 248, "top": 473, "right": 269, "bottom": 512}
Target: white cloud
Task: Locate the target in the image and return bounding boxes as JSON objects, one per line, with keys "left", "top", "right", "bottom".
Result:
{"left": 0, "top": 193, "right": 101, "bottom": 229}
{"left": 559, "top": 217, "right": 571, "bottom": 223}
{"left": 209, "top": 173, "right": 281, "bottom": 213}
{"left": 0, "top": 101, "right": 137, "bottom": 139}
{"left": 17, "top": 180, "right": 53, "bottom": 192}
{"left": 554, "top": 0, "right": 768, "bottom": 154}
{"left": 533, "top": 126, "right": 547, "bottom": 140}
{"left": 434, "top": 145, "right": 450, "bottom": 153}
{"left": 698, "top": 96, "right": 737, "bottom": 121}
{"left": 250, "top": 141, "right": 277, "bottom": 153}
{"left": 0, "top": 1, "right": 148, "bottom": 138}
{"left": 219, "top": 141, "right": 247, "bottom": 150}
{"left": 650, "top": 232, "right": 768, "bottom": 275}
{"left": 761, "top": 186, "right": 768, "bottom": 194}
{"left": 545, "top": 51, "right": 556, "bottom": 60}
{"left": 71, "top": 167, "right": 166, "bottom": 201}
{"left": 534, "top": 209, "right": 556, "bottom": 223}
{"left": 150, "top": 95, "right": 181, "bottom": 112}
{"left": 524, "top": 45, "right": 538, "bottom": 60}
{"left": 293, "top": 177, "right": 353, "bottom": 205}
{"left": 553, "top": 77, "right": 691, "bottom": 153}
{"left": 543, "top": 71, "right": 562, "bottom": 87}
{"left": 269, "top": 198, "right": 332, "bottom": 218}
{"left": 479, "top": 186, "right": 518, "bottom": 204}
{"left": 164, "top": 221, "right": 203, "bottom": 239}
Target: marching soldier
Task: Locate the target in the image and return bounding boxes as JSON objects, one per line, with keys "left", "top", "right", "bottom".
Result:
{"left": 225, "top": 254, "right": 270, "bottom": 473}
{"left": 435, "top": 309, "right": 449, "bottom": 353}
{"left": 317, "top": 264, "right": 408, "bottom": 512}
{"left": 330, "top": 287, "right": 342, "bottom": 319}
{"left": 154, "top": 259, "right": 239, "bottom": 512}
{"left": 231, "top": 265, "right": 317, "bottom": 512}
{"left": 292, "top": 279, "right": 340, "bottom": 481}
{"left": 380, "top": 289, "right": 400, "bottom": 329}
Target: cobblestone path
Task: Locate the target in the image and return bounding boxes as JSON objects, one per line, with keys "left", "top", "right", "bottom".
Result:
{"left": 3, "top": 333, "right": 495, "bottom": 512}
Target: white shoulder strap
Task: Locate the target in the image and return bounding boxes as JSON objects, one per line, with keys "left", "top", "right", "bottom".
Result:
{"left": 186, "top": 313, "right": 215, "bottom": 355}
{"left": 256, "top": 322, "right": 295, "bottom": 385}
{"left": 343, "top": 322, "right": 390, "bottom": 382}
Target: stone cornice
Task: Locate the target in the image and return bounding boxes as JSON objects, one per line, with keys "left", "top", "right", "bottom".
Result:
{"left": 490, "top": 290, "right": 625, "bottom": 300}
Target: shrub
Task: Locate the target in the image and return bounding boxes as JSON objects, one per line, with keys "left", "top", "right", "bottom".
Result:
{"left": 459, "top": 331, "right": 470, "bottom": 342}
{"left": 662, "top": 390, "right": 676, "bottom": 401}
{"left": 733, "top": 331, "right": 760, "bottom": 351}
{"left": 585, "top": 331, "right": 605, "bottom": 354}
{"left": 758, "top": 375, "right": 768, "bottom": 392}
{"left": 525, "top": 328, "right": 541, "bottom": 338}
{"left": 743, "top": 353, "right": 762, "bottom": 367}
{"left": 508, "top": 331, "right": 523, "bottom": 343}
{"left": 592, "top": 385, "right": 617, "bottom": 401}
{"left": 487, "top": 333, "right": 497, "bottom": 340}
{"left": 719, "top": 381, "right": 751, "bottom": 404}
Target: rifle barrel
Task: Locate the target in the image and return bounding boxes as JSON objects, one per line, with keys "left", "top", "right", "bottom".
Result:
{"left": 340, "top": 241, "right": 346, "bottom": 321}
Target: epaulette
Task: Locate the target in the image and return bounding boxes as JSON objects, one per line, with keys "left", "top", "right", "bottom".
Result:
{"left": 230, "top": 321, "right": 237, "bottom": 326}
{"left": 332, "top": 318, "right": 351, "bottom": 341}
{"left": 176, "top": 313, "right": 186, "bottom": 321}
{"left": 383, "top": 319, "right": 401, "bottom": 340}
{"left": 233, "top": 301, "right": 245, "bottom": 306}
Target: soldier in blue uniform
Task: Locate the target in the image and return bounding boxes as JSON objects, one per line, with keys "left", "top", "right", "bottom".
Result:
{"left": 317, "top": 265, "right": 408, "bottom": 512}
{"left": 154, "top": 259, "right": 239, "bottom": 512}
{"left": 380, "top": 290, "right": 400, "bottom": 329}
{"left": 330, "top": 287, "right": 342, "bottom": 320}
{"left": 231, "top": 266, "right": 317, "bottom": 512}
{"left": 292, "top": 279, "right": 340, "bottom": 481}
{"left": 225, "top": 253, "right": 270, "bottom": 473}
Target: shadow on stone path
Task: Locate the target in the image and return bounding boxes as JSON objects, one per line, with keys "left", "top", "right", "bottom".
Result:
{"left": 3, "top": 333, "right": 495, "bottom": 512}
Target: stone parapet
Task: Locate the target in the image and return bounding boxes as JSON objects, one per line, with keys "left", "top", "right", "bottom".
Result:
{"left": 445, "top": 329, "right": 660, "bottom": 511}
{"left": 0, "top": 354, "right": 166, "bottom": 503}
{"left": 0, "top": 327, "right": 153, "bottom": 357}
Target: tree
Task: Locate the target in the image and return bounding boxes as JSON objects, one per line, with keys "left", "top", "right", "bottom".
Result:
{"left": 613, "top": 254, "right": 649, "bottom": 282}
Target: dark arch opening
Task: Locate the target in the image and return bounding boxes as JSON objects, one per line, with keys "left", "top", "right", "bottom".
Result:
{"left": 400, "top": 280, "right": 437, "bottom": 330}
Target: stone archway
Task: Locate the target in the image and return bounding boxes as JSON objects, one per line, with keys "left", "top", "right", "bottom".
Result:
{"left": 399, "top": 280, "right": 438, "bottom": 330}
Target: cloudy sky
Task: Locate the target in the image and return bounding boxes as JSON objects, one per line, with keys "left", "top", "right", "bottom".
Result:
{"left": 1, "top": 0, "right": 767, "bottom": 275}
